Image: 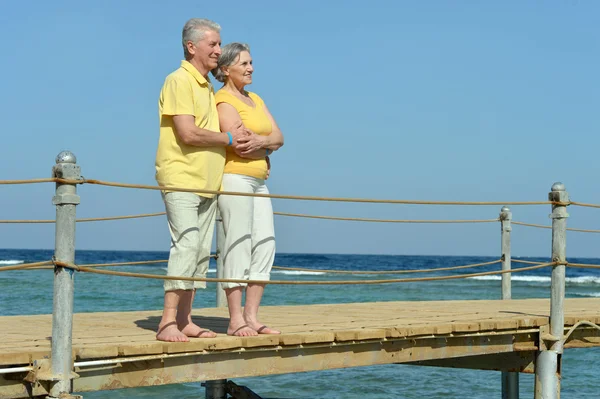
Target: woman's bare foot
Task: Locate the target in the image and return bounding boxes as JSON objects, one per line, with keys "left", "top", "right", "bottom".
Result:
{"left": 227, "top": 322, "right": 258, "bottom": 337}
{"left": 179, "top": 322, "right": 217, "bottom": 338}
{"left": 156, "top": 321, "right": 189, "bottom": 342}
{"left": 255, "top": 325, "right": 281, "bottom": 334}
{"left": 244, "top": 315, "right": 281, "bottom": 335}
{"left": 248, "top": 322, "right": 281, "bottom": 335}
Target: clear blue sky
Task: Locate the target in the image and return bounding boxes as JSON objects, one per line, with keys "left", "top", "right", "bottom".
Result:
{"left": 1, "top": 1, "right": 598, "bottom": 257}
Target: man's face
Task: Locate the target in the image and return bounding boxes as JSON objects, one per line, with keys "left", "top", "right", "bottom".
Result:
{"left": 189, "top": 30, "right": 221, "bottom": 71}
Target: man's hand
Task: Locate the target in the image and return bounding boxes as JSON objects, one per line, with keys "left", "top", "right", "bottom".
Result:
{"left": 229, "top": 121, "right": 249, "bottom": 143}
{"left": 235, "top": 132, "right": 266, "bottom": 155}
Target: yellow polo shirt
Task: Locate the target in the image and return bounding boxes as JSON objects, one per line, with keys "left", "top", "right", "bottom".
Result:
{"left": 155, "top": 60, "right": 225, "bottom": 197}
{"left": 214, "top": 90, "right": 271, "bottom": 179}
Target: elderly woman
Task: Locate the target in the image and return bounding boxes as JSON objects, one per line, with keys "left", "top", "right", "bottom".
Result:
{"left": 211, "top": 43, "right": 284, "bottom": 336}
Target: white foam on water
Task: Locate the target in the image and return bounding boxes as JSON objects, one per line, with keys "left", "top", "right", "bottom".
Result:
{"left": 162, "top": 268, "right": 324, "bottom": 276}
{"left": 469, "top": 275, "right": 550, "bottom": 283}
{"left": 273, "top": 270, "right": 325, "bottom": 276}
{"left": 0, "top": 260, "right": 24, "bottom": 265}
{"left": 469, "top": 275, "right": 600, "bottom": 284}
{"left": 567, "top": 276, "right": 600, "bottom": 284}
{"left": 579, "top": 292, "right": 600, "bottom": 297}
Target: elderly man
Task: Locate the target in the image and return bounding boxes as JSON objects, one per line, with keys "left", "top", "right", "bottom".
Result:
{"left": 155, "top": 18, "right": 246, "bottom": 342}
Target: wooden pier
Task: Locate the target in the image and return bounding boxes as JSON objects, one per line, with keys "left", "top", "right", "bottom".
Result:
{"left": 2, "top": 152, "right": 598, "bottom": 398}
{"left": 2, "top": 298, "right": 600, "bottom": 398}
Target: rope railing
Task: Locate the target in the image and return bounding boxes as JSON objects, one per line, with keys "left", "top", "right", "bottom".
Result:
{"left": 0, "top": 258, "right": 500, "bottom": 276}
{"left": 0, "top": 260, "right": 53, "bottom": 272}
{"left": 10, "top": 176, "right": 600, "bottom": 208}
{"left": 48, "top": 260, "right": 553, "bottom": 285}
{"left": 0, "top": 258, "right": 220, "bottom": 271}
{"left": 514, "top": 259, "right": 600, "bottom": 270}
{"left": 512, "top": 221, "right": 600, "bottom": 234}
{"left": 570, "top": 201, "right": 600, "bottom": 209}
{"left": 272, "top": 212, "right": 499, "bottom": 224}
{"left": 0, "top": 212, "right": 167, "bottom": 224}
{"left": 47, "top": 177, "right": 556, "bottom": 206}
{"left": 566, "top": 262, "right": 600, "bottom": 270}
{"left": 271, "top": 259, "right": 501, "bottom": 274}
{"left": 0, "top": 178, "right": 57, "bottom": 185}
{"left": 6, "top": 210, "right": 600, "bottom": 235}
{"left": 0, "top": 212, "right": 500, "bottom": 224}
{"left": 512, "top": 259, "right": 550, "bottom": 265}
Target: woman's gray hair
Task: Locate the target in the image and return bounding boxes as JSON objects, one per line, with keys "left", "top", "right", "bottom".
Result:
{"left": 182, "top": 18, "right": 221, "bottom": 59}
{"left": 211, "top": 43, "right": 251, "bottom": 83}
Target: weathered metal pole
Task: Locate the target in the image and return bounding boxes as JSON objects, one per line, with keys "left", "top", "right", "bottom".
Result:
{"left": 534, "top": 182, "right": 568, "bottom": 399}
{"left": 500, "top": 206, "right": 512, "bottom": 301}
{"left": 205, "top": 209, "right": 227, "bottom": 399}
{"left": 49, "top": 151, "right": 80, "bottom": 399}
{"left": 500, "top": 206, "right": 518, "bottom": 399}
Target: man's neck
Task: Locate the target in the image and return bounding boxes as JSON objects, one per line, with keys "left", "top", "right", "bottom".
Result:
{"left": 187, "top": 58, "right": 209, "bottom": 78}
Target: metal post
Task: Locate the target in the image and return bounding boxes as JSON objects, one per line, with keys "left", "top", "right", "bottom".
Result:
{"left": 500, "top": 206, "right": 512, "bottom": 301}
{"left": 205, "top": 380, "right": 227, "bottom": 399}
{"left": 205, "top": 210, "right": 227, "bottom": 399}
{"left": 534, "top": 182, "right": 568, "bottom": 399}
{"left": 499, "top": 206, "right": 518, "bottom": 399}
{"left": 49, "top": 151, "right": 81, "bottom": 399}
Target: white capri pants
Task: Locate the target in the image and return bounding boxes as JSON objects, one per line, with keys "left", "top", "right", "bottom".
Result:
{"left": 162, "top": 192, "right": 218, "bottom": 291}
{"left": 218, "top": 174, "right": 276, "bottom": 289}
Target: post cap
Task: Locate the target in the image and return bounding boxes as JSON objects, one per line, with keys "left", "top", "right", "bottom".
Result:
{"left": 551, "top": 182, "right": 565, "bottom": 192}
{"left": 501, "top": 206, "right": 510, "bottom": 213}
{"left": 55, "top": 151, "right": 77, "bottom": 164}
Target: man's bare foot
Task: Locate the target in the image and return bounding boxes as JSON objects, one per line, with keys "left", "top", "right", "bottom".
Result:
{"left": 156, "top": 321, "right": 189, "bottom": 342}
{"left": 227, "top": 322, "right": 258, "bottom": 337}
{"left": 179, "top": 322, "right": 217, "bottom": 338}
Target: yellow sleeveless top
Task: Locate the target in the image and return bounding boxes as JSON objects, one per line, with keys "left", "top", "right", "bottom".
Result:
{"left": 215, "top": 89, "right": 272, "bottom": 179}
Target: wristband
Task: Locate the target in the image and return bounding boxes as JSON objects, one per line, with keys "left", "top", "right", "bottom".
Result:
{"left": 266, "top": 149, "right": 271, "bottom": 156}
{"left": 226, "top": 132, "right": 232, "bottom": 146}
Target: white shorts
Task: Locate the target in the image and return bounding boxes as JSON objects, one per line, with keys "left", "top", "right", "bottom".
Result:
{"left": 162, "top": 192, "right": 217, "bottom": 291}
{"left": 218, "top": 174, "right": 276, "bottom": 289}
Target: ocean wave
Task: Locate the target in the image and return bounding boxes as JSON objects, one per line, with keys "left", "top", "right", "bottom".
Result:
{"left": 161, "top": 268, "right": 324, "bottom": 276}
{"left": 0, "top": 260, "right": 24, "bottom": 265}
{"left": 273, "top": 270, "right": 325, "bottom": 276}
{"left": 573, "top": 292, "right": 600, "bottom": 298}
{"left": 469, "top": 275, "right": 600, "bottom": 284}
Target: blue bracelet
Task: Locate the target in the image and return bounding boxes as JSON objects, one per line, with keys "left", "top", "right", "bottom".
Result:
{"left": 226, "top": 132, "right": 232, "bottom": 146}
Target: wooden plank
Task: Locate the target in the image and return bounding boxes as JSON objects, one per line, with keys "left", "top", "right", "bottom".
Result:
{"left": 1, "top": 298, "right": 600, "bottom": 364}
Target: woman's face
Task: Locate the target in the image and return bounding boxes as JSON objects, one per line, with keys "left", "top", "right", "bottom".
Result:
{"left": 226, "top": 51, "right": 253, "bottom": 87}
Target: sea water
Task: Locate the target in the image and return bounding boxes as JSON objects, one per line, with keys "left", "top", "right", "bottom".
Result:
{"left": 1, "top": 249, "right": 598, "bottom": 398}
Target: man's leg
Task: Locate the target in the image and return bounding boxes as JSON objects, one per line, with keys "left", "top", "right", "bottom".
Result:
{"left": 157, "top": 290, "right": 188, "bottom": 342}
{"left": 177, "top": 195, "right": 219, "bottom": 338}
{"left": 157, "top": 192, "right": 213, "bottom": 341}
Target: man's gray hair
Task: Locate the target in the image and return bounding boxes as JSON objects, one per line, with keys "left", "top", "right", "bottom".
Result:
{"left": 182, "top": 18, "right": 221, "bottom": 59}
{"left": 211, "top": 43, "right": 251, "bottom": 83}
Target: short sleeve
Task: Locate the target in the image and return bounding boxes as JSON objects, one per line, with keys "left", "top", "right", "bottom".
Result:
{"left": 215, "top": 90, "right": 233, "bottom": 107}
{"left": 160, "top": 76, "right": 194, "bottom": 116}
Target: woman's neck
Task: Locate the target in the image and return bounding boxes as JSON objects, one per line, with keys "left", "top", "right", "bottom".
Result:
{"left": 223, "top": 80, "right": 246, "bottom": 96}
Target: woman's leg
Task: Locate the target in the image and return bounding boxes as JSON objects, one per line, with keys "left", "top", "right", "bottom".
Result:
{"left": 218, "top": 174, "right": 258, "bottom": 336}
{"left": 244, "top": 182, "right": 279, "bottom": 334}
